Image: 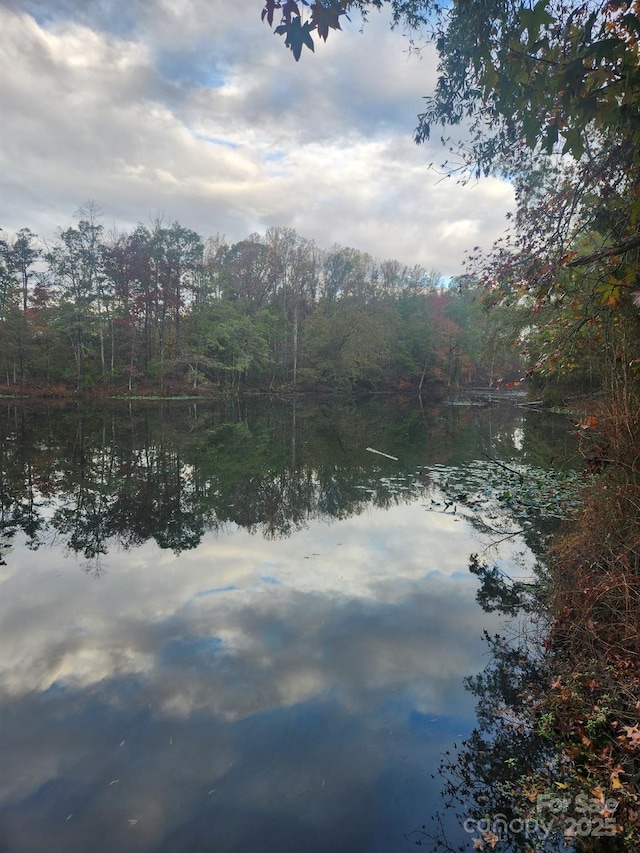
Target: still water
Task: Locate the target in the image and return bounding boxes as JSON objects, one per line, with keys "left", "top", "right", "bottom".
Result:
{"left": 0, "top": 398, "right": 576, "bottom": 852}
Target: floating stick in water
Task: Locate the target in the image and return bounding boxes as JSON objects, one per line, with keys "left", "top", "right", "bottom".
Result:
{"left": 366, "top": 447, "right": 398, "bottom": 461}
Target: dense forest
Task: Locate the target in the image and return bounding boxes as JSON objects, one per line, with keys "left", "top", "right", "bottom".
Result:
{"left": 0, "top": 208, "right": 526, "bottom": 396}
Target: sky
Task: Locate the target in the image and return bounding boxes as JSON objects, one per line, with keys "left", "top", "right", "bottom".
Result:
{"left": 0, "top": 0, "right": 515, "bottom": 276}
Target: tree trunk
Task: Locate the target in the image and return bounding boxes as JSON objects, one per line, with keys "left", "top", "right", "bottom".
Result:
{"left": 292, "top": 309, "right": 298, "bottom": 388}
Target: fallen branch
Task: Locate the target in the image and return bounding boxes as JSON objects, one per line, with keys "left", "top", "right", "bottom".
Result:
{"left": 366, "top": 446, "right": 398, "bottom": 461}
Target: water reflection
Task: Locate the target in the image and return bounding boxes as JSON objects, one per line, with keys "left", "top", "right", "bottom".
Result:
{"left": 407, "top": 624, "right": 557, "bottom": 852}
{"left": 0, "top": 399, "right": 575, "bottom": 852}
{"left": 0, "top": 398, "right": 575, "bottom": 563}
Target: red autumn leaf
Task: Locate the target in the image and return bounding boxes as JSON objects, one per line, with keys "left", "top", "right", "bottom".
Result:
{"left": 261, "top": 0, "right": 280, "bottom": 27}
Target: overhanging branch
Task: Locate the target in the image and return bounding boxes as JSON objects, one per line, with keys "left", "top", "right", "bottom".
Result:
{"left": 566, "top": 234, "right": 640, "bottom": 267}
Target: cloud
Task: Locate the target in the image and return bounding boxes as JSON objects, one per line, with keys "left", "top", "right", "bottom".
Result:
{"left": 0, "top": 500, "right": 507, "bottom": 703}
{"left": 0, "top": 501, "right": 506, "bottom": 852}
{"left": 0, "top": 2, "right": 514, "bottom": 273}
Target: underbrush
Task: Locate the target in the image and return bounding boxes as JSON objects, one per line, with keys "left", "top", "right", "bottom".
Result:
{"left": 541, "top": 394, "right": 640, "bottom": 849}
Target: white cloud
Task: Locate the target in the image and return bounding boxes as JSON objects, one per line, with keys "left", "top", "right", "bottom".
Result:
{"left": 0, "top": 2, "right": 514, "bottom": 273}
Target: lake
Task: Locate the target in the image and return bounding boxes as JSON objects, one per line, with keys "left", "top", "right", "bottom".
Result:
{"left": 0, "top": 397, "right": 577, "bottom": 852}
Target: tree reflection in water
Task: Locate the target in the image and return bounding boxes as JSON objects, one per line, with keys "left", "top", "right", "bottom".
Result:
{"left": 0, "top": 397, "right": 576, "bottom": 576}
{"left": 410, "top": 560, "right": 628, "bottom": 853}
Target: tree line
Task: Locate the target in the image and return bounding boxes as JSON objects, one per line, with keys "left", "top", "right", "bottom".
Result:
{"left": 263, "top": 1, "right": 640, "bottom": 410}
{"left": 0, "top": 206, "right": 510, "bottom": 395}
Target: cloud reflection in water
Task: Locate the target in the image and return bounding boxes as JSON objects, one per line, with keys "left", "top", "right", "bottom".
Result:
{"left": 0, "top": 483, "right": 523, "bottom": 852}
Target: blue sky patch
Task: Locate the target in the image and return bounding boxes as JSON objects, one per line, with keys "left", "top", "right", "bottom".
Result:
{"left": 155, "top": 48, "right": 225, "bottom": 90}
{"left": 160, "top": 636, "right": 222, "bottom": 665}
{"left": 195, "top": 584, "right": 237, "bottom": 597}
{"left": 194, "top": 134, "right": 240, "bottom": 150}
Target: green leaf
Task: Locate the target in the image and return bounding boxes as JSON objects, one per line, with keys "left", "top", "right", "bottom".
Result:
{"left": 561, "top": 126, "right": 584, "bottom": 159}
{"left": 532, "top": 0, "right": 554, "bottom": 27}
{"left": 621, "top": 13, "right": 640, "bottom": 38}
{"left": 543, "top": 121, "right": 558, "bottom": 153}
{"left": 519, "top": 0, "right": 553, "bottom": 45}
